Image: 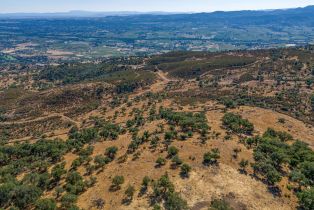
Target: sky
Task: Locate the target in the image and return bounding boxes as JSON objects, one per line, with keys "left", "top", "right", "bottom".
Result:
{"left": 1, "top": 0, "right": 314, "bottom": 13}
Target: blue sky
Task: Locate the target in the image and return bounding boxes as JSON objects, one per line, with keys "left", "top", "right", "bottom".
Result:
{"left": 1, "top": 0, "right": 314, "bottom": 13}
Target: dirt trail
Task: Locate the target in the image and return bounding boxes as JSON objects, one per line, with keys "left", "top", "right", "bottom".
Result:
{"left": 0, "top": 113, "right": 79, "bottom": 127}
{"left": 155, "top": 70, "right": 178, "bottom": 82}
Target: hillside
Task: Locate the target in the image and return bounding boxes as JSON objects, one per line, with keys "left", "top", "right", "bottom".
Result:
{"left": 0, "top": 46, "right": 313, "bottom": 210}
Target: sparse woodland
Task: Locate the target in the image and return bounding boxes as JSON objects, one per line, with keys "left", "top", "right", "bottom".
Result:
{"left": 0, "top": 46, "right": 313, "bottom": 210}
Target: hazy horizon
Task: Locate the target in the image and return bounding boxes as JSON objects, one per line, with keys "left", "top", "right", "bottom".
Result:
{"left": 1, "top": 0, "right": 314, "bottom": 13}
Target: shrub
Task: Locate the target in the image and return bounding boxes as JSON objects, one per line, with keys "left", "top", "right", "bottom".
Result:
{"left": 124, "top": 185, "right": 135, "bottom": 203}
{"left": 239, "top": 159, "right": 249, "bottom": 174}
{"left": 141, "top": 177, "right": 150, "bottom": 187}
{"left": 153, "top": 204, "right": 162, "bottom": 210}
{"left": 203, "top": 148, "right": 220, "bottom": 165}
{"left": 278, "top": 118, "right": 286, "bottom": 124}
{"left": 141, "top": 176, "right": 151, "bottom": 193}
{"left": 159, "top": 108, "right": 209, "bottom": 134}
{"left": 35, "top": 198, "right": 57, "bottom": 210}
{"left": 263, "top": 128, "right": 292, "bottom": 142}
{"left": 164, "top": 192, "right": 189, "bottom": 210}
{"left": 180, "top": 163, "right": 191, "bottom": 177}
{"left": 92, "top": 198, "right": 105, "bottom": 209}
{"left": 222, "top": 113, "right": 254, "bottom": 135}
{"left": 152, "top": 174, "right": 175, "bottom": 200}
{"left": 165, "top": 131, "right": 176, "bottom": 141}
{"left": 61, "top": 193, "right": 78, "bottom": 209}
{"left": 156, "top": 157, "right": 166, "bottom": 167}
{"left": 209, "top": 198, "right": 234, "bottom": 210}
{"left": 71, "top": 158, "right": 82, "bottom": 170}
{"left": 54, "top": 186, "right": 64, "bottom": 198}
{"left": 94, "top": 155, "right": 111, "bottom": 169}
{"left": 172, "top": 155, "right": 183, "bottom": 167}
{"left": 111, "top": 176, "right": 124, "bottom": 191}
{"left": 51, "top": 162, "right": 66, "bottom": 182}
{"left": 168, "top": 146, "right": 179, "bottom": 157}
{"left": 65, "top": 171, "right": 85, "bottom": 195}
{"left": 105, "top": 146, "right": 118, "bottom": 159}
{"left": 0, "top": 182, "right": 15, "bottom": 207}
{"left": 222, "top": 98, "right": 236, "bottom": 109}
{"left": 13, "top": 185, "right": 42, "bottom": 209}
{"left": 297, "top": 187, "right": 314, "bottom": 210}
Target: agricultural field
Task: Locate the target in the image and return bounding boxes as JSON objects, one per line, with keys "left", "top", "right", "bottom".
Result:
{"left": 1, "top": 6, "right": 314, "bottom": 64}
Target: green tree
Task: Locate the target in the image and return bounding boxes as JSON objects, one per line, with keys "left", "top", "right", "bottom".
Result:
{"left": 51, "top": 162, "right": 66, "bottom": 183}
{"left": 111, "top": 175, "right": 124, "bottom": 191}
{"left": 54, "top": 186, "right": 64, "bottom": 198}
{"left": 124, "top": 185, "right": 135, "bottom": 203}
{"left": 168, "top": 146, "right": 179, "bottom": 158}
{"left": 71, "top": 158, "right": 82, "bottom": 170}
{"left": 61, "top": 193, "right": 78, "bottom": 209}
{"left": 203, "top": 148, "right": 220, "bottom": 165}
{"left": 65, "top": 171, "right": 85, "bottom": 195}
{"left": 141, "top": 176, "right": 151, "bottom": 193}
{"left": 180, "top": 163, "right": 191, "bottom": 178}
{"left": 152, "top": 174, "right": 175, "bottom": 200}
{"left": 297, "top": 188, "right": 314, "bottom": 210}
{"left": 0, "top": 182, "right": 15, "bottom": 207}
{"left": 252, "top": 161, "right": 282, "bottom": 185}
{"left": 171, "top": 155, "right": 183, "bottom": 168}
{"left": 290, "top": 170, "right": 308, "bottom": 190}
{"left": 94, "top": 155, "right": 110, "bottom": 169}
{"left": 105, "top": 146, "right": 118, "bottom": 159}
{"left": 239, "top": 159, "right": 249, "bottom": 174}
{"left": 300, "top": 161, "right": 314, "bottom": 184}
{"left": 35, "top": 198, "right": 57, "bottom": 210}
{"left": 209, "top": 198, "right": 234, "bottom": 210}
{"left": 222, "top": 113, "right": 254, "bottom": 135}
{"left": 142, "top": 176, "right": 151, "bottom": 187}
{"left": 13, "top": 185, "right": 42, "bottom": 209}
{"left": 164, "top": 192, "right": 189, "bottom": 210}
{"left": 153, "top": 204, "right": 161, "bottom": 210}
{"left": 156, "top": 156, "right": 166, "bottom": 167}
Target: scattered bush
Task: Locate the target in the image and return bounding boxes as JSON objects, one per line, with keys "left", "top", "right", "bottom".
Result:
{"left": 180, "top": 163, "right": 191, "bottom": 178}
{"left": 159, "top": 107, "right": 209, "bottom": 134}
{"left": 222, "top": 113, "right": 254, "bottom": 135}
{"left": 124, "top": 185, "right": 135, "bottom": 204}
{"left": 92, "top": 198, "right": 105, "bottom": 209}
{"left": 209, "top": 198, "right": 234, "bottom": 210}
{"left": 203, "top": 148, "right": 220, "bottom": 165}
{"left": 297, "top": 187, "right": 314, "bottom": 210}
{"left": 111, "top": 175, "right": 124, "bottom": 191}
{"left": 35, "top": 198, "right": 57, "bottom": 210}
{"left": 156, "top": 157, "right": 166, "bottom": 167}
{"left": 263, "top": 128, "right": 292, "bottom": 142}
{"left": 239, "top": 159, "right": 249, "bottom": 174}
{"left": 168, "top": 146, "right": 179, "bottom": 158}
{"left": 105, "top": 146, "right": 118, "bottom": 160}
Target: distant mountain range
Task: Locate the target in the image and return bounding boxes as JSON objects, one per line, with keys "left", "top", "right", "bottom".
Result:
{"left": 0, "top": 5, "right": 313, "bottom": 18}
{"left": 0, "top": 10, "right": 181, "bottom": 18}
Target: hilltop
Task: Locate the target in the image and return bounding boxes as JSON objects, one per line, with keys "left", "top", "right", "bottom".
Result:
{"left": 0, "top": 46, "right": 313, "bottom": 210}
